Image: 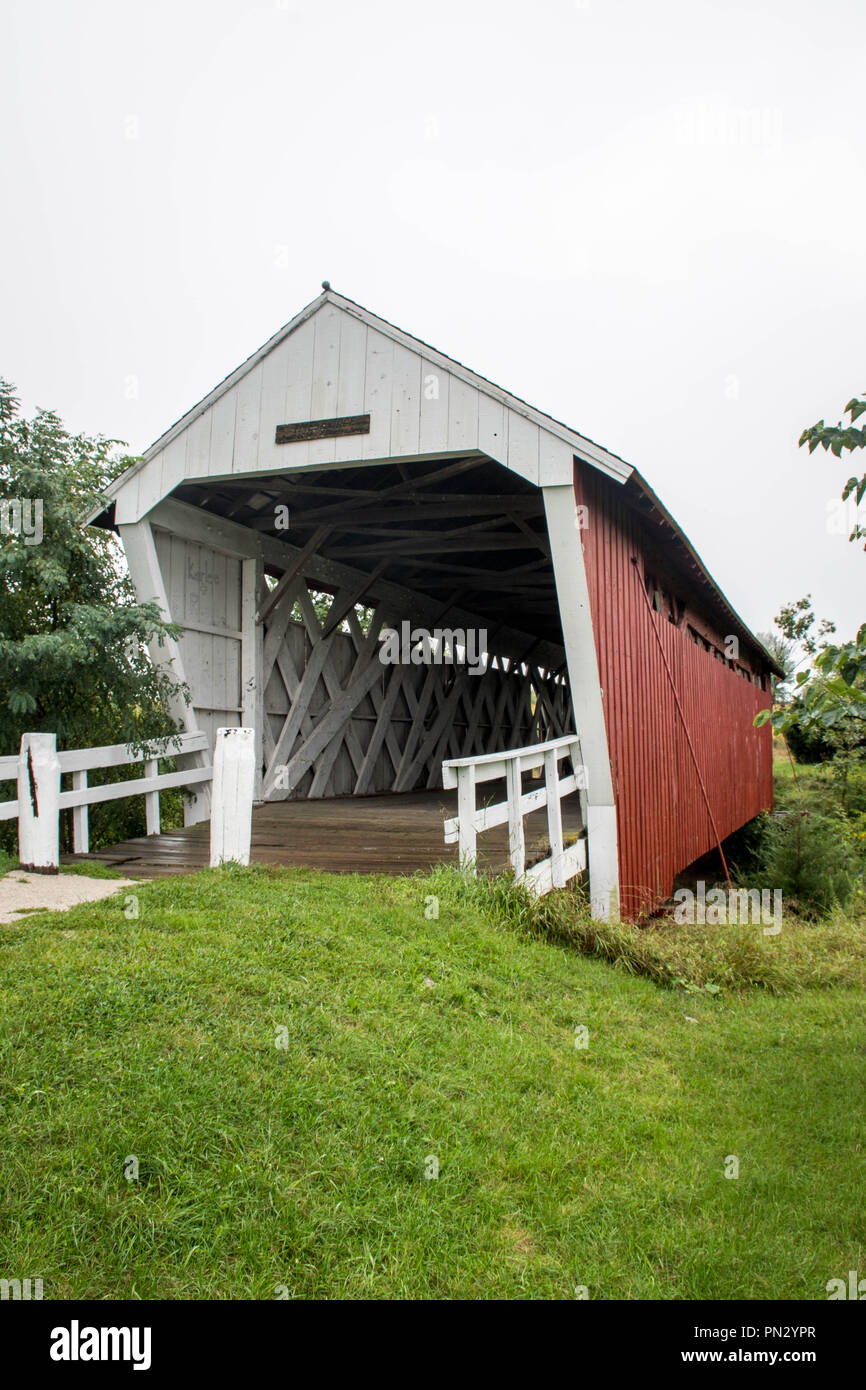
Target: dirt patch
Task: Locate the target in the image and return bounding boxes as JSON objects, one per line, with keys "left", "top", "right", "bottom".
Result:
{"left": 0, "top": 870, "right": 138, "bottom": 925}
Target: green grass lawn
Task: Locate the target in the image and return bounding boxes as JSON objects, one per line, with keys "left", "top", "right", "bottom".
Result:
{"left": 1, "top": 864, "right": 863, "bottom": 1300}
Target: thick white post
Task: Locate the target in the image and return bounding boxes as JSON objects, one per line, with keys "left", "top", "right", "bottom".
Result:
{"left": 18, "top": 733, "right": 60, "bottom": 873}
{"left": 210, "top": 727, "right": 256, "bottom": 867}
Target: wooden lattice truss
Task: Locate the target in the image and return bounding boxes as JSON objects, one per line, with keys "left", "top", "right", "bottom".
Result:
{"left": 259, "top": 572, "right": 572, "bottom": 801}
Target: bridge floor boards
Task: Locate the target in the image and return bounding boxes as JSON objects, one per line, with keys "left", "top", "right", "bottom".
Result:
{"left": 64, "top": 786, "right": 585, "bottom": 880}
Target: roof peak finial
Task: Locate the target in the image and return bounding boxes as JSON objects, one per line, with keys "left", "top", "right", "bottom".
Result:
{"left": 321, "top": 280, "right": 331, "bottom": 291}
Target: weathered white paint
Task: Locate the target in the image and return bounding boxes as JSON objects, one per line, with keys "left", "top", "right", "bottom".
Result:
{"left": 542, "top": 484, "right": 620, "bottom": 920}
{"left": 2, "top": 732, "right": 212, "bottom": 860}
{"left": 17, "top": 733, "right": 60, "bottom": 873}
{"left": 97, "top": 292, "right": 631, "bottom": 526}
{"left": 118, "top": 519, "right": 213, "bottom": 826}
{"left": 210, "top": 727, "right": 256, "bottom": 867}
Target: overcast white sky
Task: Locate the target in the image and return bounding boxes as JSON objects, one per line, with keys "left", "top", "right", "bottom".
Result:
{"left": 1, "top": 0, "right": 864, "bottom": 642}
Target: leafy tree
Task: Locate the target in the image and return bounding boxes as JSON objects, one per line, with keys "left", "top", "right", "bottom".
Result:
{"left": 756, "top": 629, "right": 796, "bottom": 702}
{"left": 0, "top": 378, "right": 188, "bottom": 757}
{"left": 800, "top": 391, "right": 866, "bottom": 547}
{"left": 756, "top": 595, "right": 865, "bottom": 806}
{"left": 754, "top": 381, "right": 866, "bottom": 753}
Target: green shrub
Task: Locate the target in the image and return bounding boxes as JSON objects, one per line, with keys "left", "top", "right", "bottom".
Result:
{"left": 723, "top": 811, "right": 772, "bottom": 880}
{"left": 763, "top": 810, "right": 859, "bottom": 918}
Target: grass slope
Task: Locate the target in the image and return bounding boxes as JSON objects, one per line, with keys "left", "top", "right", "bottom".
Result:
{"left": 0, "top": 865, "right": 863, "bottom": 1300}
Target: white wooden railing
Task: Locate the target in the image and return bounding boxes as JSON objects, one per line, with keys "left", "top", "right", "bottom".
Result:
{"left": 442, "top": 734, "right": 587, "bottom": 896}
{"left": 0, "top": 728, "right": 256, "bottom": 871}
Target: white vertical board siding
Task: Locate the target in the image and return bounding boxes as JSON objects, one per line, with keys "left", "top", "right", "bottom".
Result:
{"left": 209, "top": 389, "right": 238, "bottom": 477}
{"left": 255, "top": 317, "right": 314, "bottom": 476}
{"left": 160, "top": 436, "right": 191, "bottom": 504}
{"left": 418, "top": 359, "right": 450, "bottom": 454}
{"left": 478, "top": 393, "right": 507, "bottom": 463}
{"left": 185, "top": 408, "right": 212, "bottom": 481}
{"left": 389, "top": 343, "right": 422, "bottom": 457}
{"left": 111, "top": 299, "right": 591, "bottom": 522}
{"left": 539, "top": 429, "right": 572, "bottom": 486}
{"left": 233, "top": 361, "right": 264, "bottom": 474}
{"left": 446, "top": 376, "right": 479, "bottom": 454}
{"left": 362, "top": 327, "right": 394, "bottom": 461}
{"left": 507, "top": 413, "right": 540, "bottom": 486}
{"left": 154, "top": 530, "right": 243, "bottom": 750}
{"left": 307, "top": 303, "right": 342, "bottom": 468}
{"left": 336, "top": 312, "right": 367, "bottom": 416}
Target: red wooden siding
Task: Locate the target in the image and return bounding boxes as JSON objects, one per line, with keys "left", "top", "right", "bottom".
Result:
{"left": 575, "top": 462, "right": 774, "bottom": 919}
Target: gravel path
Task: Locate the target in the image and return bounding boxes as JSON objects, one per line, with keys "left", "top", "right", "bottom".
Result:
{"left": 0, "top": 870, "right": 138, "bottom": 925}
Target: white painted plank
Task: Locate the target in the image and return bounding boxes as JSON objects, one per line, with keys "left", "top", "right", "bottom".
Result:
{"left": 525, "top": 840, "right": 586, "bottom": 896}
{"left": 446, "top": 376, "right": 479, "bottom": 453}
{"left": 233, "top": 361, "right": 264, "bottom": 474}
{"left": 418, "top": 360, "right": 450, "bottom": 454}
{"left": 336, "top": 313, "right": 368, "bottom": 416}
{"left": 209, "top": 389, "right": 237, "bottom": 478}
{"left": 307, "top": 304, "right": 341, "bottom": 467}
{"left": 506, "top": 412, "right": 540, "bottom": 486}
{"left": 389, "top": 343, "right": 422, "bottom": 457}
{"left": 478, "top": 393, "right": 507, "bottom": 462}
{"left": 361, "top": 328, "right": 394, "bottom": 460}
{"left": 58, "top": 766, "right": 211, "bottom": 810}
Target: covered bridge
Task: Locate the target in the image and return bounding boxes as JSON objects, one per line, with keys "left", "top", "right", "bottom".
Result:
{"left": 90, "top": 288, "right": 779, "bottom": 918}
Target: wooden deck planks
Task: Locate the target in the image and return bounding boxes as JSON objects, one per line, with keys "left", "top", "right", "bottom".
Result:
{"left": 63, "top": 787, "right": 585, "bottom": 880}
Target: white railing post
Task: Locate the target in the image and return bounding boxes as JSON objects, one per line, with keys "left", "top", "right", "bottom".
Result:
{"left": 442, "top": 735, "right": 588, "bottom": 899}
{"left": 505, "top": 758, "right": 526, "bottom": 881}
{"left": 18, "top": 732, "right": 60, "bottom": 873}
{"left": 544, "top": 747, "right": 565, "bottom": 887}
{"left": 72, "top": 770, "right": 89, "bottom": 853}
{"left": 456, "top": 763, "right": 477, "bottom": 874}
{"left": 144, "top": 758, "right": 160, "bottom": 835}
{"left": 210, "top": 727, "right": 256, "bottom": 867}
